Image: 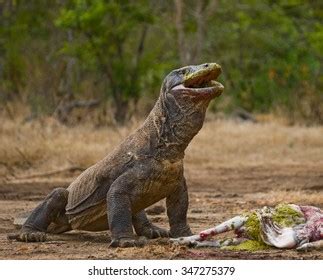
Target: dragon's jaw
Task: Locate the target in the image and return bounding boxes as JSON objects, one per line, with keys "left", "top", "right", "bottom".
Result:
{"left": 184, "top": 63, "right": 221, "bottom": 86}
{"left": 171, "top": 63, "right": 224, "bottom": 98}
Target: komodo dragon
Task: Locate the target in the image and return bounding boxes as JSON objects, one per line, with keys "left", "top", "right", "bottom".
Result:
{"left": 8, "top": 63, "right": 224, "bottom": 247}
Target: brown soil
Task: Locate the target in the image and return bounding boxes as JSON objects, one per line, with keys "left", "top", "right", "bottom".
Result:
{"left": 1, "top": 164, "right": 322, "bottom": 260}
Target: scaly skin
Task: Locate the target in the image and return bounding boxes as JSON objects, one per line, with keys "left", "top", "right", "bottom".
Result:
{"left": 8, "top": 63, "right": 224, "bottom": 247}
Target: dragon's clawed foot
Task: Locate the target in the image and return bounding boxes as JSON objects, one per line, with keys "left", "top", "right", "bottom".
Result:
{"left": 109, "top": 236, "right": 147, "bottom": 248}
{"left": 140, "top": 225, "right": 169, "bottom": 239}
{"left": 7, "top": 229, "right": 47, "bottom": 242}
{"left": 170, "top": 225, "right": 192, "bottom": 238}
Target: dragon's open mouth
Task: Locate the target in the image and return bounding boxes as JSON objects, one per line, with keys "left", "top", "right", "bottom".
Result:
{"left": 172, "top": 63, "right": 224, "bottom": 97}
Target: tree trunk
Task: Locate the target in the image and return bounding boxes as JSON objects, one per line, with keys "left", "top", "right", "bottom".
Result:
{"left": 174, "top": 0, "right": 218, "bottom": 65}
{"left": 174, "top": 0, "right": 189, "bottom": 65}
{"left": 114, "top": 98, "right": 129, "bottom": 125}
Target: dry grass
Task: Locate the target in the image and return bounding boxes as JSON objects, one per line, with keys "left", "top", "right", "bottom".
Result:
{"left": 0, "top": 117, "right": 137, "bottom": 178}
{"left": 0, "top": 116, "right": 323, "bottom": 180}
{"left": 186, "top": 119, "right": 323, "bottom": 168}
{"left": 244, "top": 190, "right": 323, "bottom": 206}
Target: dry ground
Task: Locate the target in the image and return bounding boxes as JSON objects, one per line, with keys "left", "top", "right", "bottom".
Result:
{"left": 0, "top": 117, "right": 322, "bottom": 259}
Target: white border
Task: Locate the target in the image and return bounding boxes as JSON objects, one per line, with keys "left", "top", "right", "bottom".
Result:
{"left": 1, "top": 260, "right": 322, "bottom": 280}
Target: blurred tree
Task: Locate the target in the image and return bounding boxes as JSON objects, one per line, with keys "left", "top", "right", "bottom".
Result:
{"left": 174, "top": 0, "right": 218, "bottom": 64}
{"left": 0, "top": 0, "right": 28, "bottom": 100}
{"left": 0, "top": 0, "right": 65, "bottom": 114}
{"left": 0, "top": 0, "right": 321, "bottom": 124}
{"left": 205, "top": 0, "right": 322, "bottom": 123}
{"left": 56, "top": 0, "right": 156, "bottom": 124}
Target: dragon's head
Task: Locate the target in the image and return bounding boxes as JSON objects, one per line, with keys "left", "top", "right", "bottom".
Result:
{"left": 161, "top": 63, "right": 224, "bottom": 103}
{"left": 151, "top": 63, "right": 224, "bottom": 155}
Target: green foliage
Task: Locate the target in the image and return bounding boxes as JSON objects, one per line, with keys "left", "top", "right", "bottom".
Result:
{"left": 0, "top": 0, "right": 63, "bottom": 108}
{"left": 55, "top": 0, "right": 160, "bottom": 123}
{"left": 0, "top": 0, "right": 321, "bottom": 124}
{"left": 208, "top": 0, "right": 322, "bottom": 122}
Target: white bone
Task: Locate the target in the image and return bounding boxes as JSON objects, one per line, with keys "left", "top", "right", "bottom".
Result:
{"left": 170, "top": 234, "right": 200, "bottom": 245}
{"left": 170, "top": 215, "right": 247, "bottom": 245}
{"left": 199, "top": 215, "right": 247, "bottom": 239}
{"left": 194, "top": 237, "right": 249, "bottom": 248}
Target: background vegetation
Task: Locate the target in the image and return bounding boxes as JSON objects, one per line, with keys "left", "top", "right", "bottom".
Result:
{"left": 0, "top": 0, "right": 322, "bottom": 125}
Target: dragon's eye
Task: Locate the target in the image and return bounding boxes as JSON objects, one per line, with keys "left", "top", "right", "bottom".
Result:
{"left": 179, "top": 69, "right": 187, "bottom": 75}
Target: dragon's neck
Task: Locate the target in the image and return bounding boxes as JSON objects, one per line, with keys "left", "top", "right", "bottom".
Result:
{"left": 139, "top": 95, "right": 207, "bottom": 161}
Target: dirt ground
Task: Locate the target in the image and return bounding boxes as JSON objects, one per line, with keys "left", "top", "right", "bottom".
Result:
{"left": 0, "top": 118, "right": 322, "bottom": 259}
{"left": 0, "top": 164, "right": 322, "bottom": 260}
